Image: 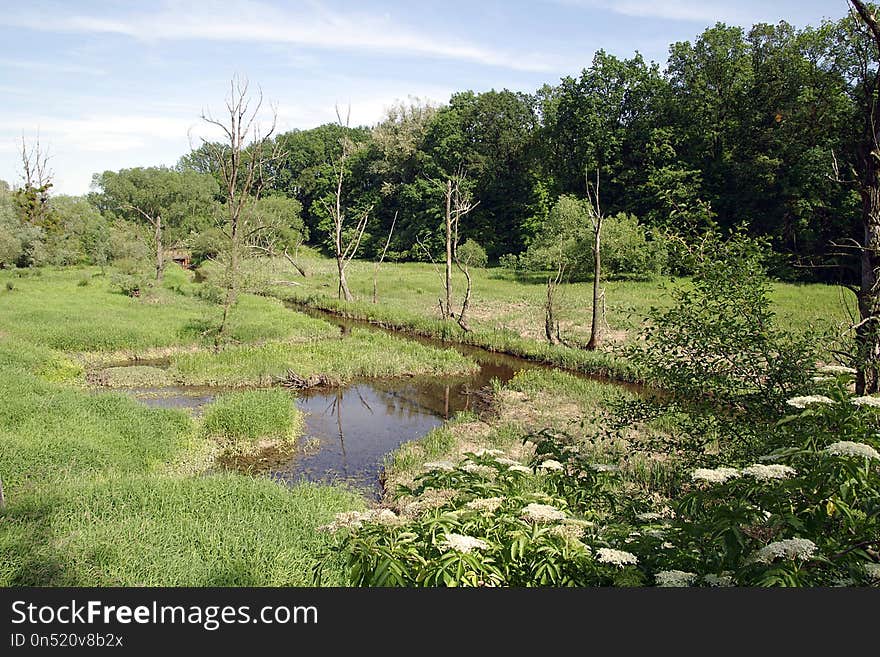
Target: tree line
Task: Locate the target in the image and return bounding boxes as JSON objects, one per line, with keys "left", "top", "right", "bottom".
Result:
{"left": 0, "top": 9, "right": 875, "bottom": 286}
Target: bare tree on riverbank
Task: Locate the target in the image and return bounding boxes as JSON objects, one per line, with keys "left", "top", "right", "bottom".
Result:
{"left": 199, "top": 75, "right": 280, "bottom": 343}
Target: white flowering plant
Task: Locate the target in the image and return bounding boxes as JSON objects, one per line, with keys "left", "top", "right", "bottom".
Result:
{"left": 320, "top": 449, "right": 647, "bottom": 586}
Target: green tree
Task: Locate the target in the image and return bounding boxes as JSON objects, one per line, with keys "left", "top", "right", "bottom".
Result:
{"left": 91, "top": 167, "right": 219, "bottom": 283}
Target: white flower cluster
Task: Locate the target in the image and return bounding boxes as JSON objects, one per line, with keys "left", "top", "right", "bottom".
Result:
{"left": 703, "top": 573, "right": 735, "bottom": 587}
{"left": 549, "top": 523, "right": 588, "bottom": 543}
{"left": 464, "top": 497, "right": 505, "bottom": 513}
{"left": 691, "top": 467, "right": 740, "bottom": 484}
{"left": 423, "top": 460, "right": 455, "bottom": 471}
{"left": 318, "top": 508, "right": 401, "bottom": 532}
{"left": 655, "top": 570, "right": 697, "bottom": 587}
{"left": 751, "top": 538, "right": 817, "bottom": 564}
{"left": 440, "top": 533, "right": 489, "bottom": 554}
{"left": 507, "top": 464, "right": 532, "bottom": 474}
{"left": 863, "top": 563, "right": 880, "bottom": 581}
{"left": 741, "top": 464, "right": 797, "bottom": 481}
{"left": 402, "top": 488, "right": 457, "bottom": 516}
{"left": 471, "top": 448, "right": 504, "bottom": 457}
{"left": 590, "top": 463, "right": 618, "bottom": 473}
{"left": 786, "top": 395, "right": 836, "bottom": 409}
{"left": 851, "top": 395, "right": 880, "bottom": 408}
{"left": 823, "top": 441, "right": 880, "bottom": 460}
{"left": 494, "top": 457, "right": 522, "bottom": 467}
{"left": 461, "top": 462, "right": 495, "bottom": 477}
{"left": 521, "top": 503, "right": 567, "bottom": 523}
{"left": 538, "top": 459, "right": 564, "bottom": 471}
{"left": 596, "top": 548, "right": 638, "bottom": 566}
{"left": 817, "top": 365, "right": 857, "bottom": 375}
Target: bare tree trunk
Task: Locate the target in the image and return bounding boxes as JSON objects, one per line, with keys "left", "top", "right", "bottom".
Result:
{"left": 585, "top": 166, "right": 604, "bottom": 351}
{"left": 154, "top": 214, "right": 164, "bottom": 284}
{"left": 445, "top": 179, "right": 453, "bottom": 320}
{"left": 586, "top": 225, "right": 602, "bottom": 350}
{"left": 338, "top": 255, "right": 353, "bottom": 302}
{"left": 373, "top": 211, "right": 397, "bottom": 304}
{"left": 545, "top": 276, "right": 560, "bottom": 345}
{"left": 457, "top": 264, "right": 472, "bottom": 332}
{"left": 0, "top": 475, "right": 5, "bottom": 511}
{"left": 282, "top": 248, "right": 306, "bottom": 277}
{"left": 849, "top": 0, "right": 880, "bottom": 393}
{"left": 856, "top": 183, "right": 880, "bottom": 392}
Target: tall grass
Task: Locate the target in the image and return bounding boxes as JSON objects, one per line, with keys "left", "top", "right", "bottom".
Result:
{"left": 202, "top": 389, "right": 303, "bottom": 446}
{"left": 0, "top": 474, "right": 362, "bottom": 586}
{"left": 169, "top": 328, "right": 478, "bottom": 387}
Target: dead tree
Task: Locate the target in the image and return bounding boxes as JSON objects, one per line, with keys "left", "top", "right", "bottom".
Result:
{"left": 585, "top": 167, "right": 605, "bottom": 351}
{"left": 199, "top": 75, "right": 280, "bottom": 342}
{"left": 16, "top": 133, "right": 53, "bottom": 228}
{"left": 325, "top": 106, "right": 371, "bottom": 301}
{"left": 545, "top": 261, "right": 565, "bottom": 345}
{"left": 451, "top": 186, "right": 479, "bottom": 331}
{"left": 372, "top": 211, "right": 397, "bottom": 303}
{"left": 846, "top": 1, "right": 880, "bottom": 392}
{"left": 433, "top": 174, "right": 478, "bottom": 324}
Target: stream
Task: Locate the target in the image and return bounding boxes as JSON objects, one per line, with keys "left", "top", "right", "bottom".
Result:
{"left": 117, "top": 306, "right": 591, "bottom": 497}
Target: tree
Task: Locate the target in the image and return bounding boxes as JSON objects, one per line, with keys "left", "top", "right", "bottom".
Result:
{"left": 323, "top": 107, "right": 371, "bottom": 301}
{"left": 584, "top": 169, "right": 604, "bottom": 350}
{"left": 199, "top": 75, "right": 280, "bottom": 341}
{"left": 92, "top": 167, "right": 218, "bottom": 283}
{"left": 14, "top": 133, "right": 54, "bottom": 230}
{"left": 432, "top": 175, "right": 478, "bottom": 328}
{"left": 845, "top": 0, "right": 880, "bottom": 392}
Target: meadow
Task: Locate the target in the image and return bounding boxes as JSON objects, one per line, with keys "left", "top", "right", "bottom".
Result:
{"left": 0, "top": 264, "right": 472, "bottom": 585}
{"left": 0, "top": 259, "right": 861, "bottom": 586}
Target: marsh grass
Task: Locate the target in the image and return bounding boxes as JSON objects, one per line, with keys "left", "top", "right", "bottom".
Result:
{"left": 0, "top": 474, "right": 363, "bottom": 586}
{"left": 169, "top": 328, "right": 478, "bottom": 387}
{"left": 0, "top": 265, "right": 337, "bottom": 354}
{"left": 244, "top": 253, "right": 847, "bottom": 380}
{"left": 202, "top": 389, "right": 303, "bottom": 453}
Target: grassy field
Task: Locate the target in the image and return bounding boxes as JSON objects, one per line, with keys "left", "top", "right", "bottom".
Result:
{"left": 265, "top": 250, "right": 849, "bottom": 339}
{"left": 0, "top": 257, "right": 853, "bottom": 586}
{"left": 0, "top": 264, "right": 477, "bottom": 585}
{"left": 253, "top": 250, "right": 849, "bottom": 380}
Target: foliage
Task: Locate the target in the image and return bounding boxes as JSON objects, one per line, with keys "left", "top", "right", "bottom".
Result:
{"left": 456, "top": 238, "right": 487, "bottom": 268}
{"left": 519, "top": 195, "right": 664, "bottom": 280}
{"left": 633, "top": 234, "right": 816, "bottom": 412}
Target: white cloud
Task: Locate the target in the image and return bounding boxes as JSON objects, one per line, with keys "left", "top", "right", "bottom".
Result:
{"left": 1, "top": 0, "right": 574, "bottom": 73}
{"left": 552, "top": 0, "right": 756, "bottom": 24}
{"left": 0, "top": 58, "right": 106, "bottom": 76}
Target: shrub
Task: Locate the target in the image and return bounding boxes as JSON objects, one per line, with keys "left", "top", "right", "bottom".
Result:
{"left": 457, "top": 239, "right": 488, "bottom": 268}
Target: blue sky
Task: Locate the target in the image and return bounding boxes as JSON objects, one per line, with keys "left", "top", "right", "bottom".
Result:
{"left": 0, "top": 0, "right": 846, "bottom": 194}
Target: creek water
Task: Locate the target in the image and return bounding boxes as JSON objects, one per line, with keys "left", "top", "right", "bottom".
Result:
{"left": 121, "top": 307, "right": 547, "bottom": 497}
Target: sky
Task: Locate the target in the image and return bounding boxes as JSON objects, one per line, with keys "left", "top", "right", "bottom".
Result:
{"left": 0, "top": 0, "right": 847, "bottom": 195}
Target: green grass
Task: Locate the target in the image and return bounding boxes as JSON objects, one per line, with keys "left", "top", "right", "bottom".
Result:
{"left": 0, "top": 265, "right": 337, "bottom": 355}
{"left": 91, "top": 365, "right": 171, "bottom": 387}
{"left": 202, "top": 389, "right": 303, "bottom": 447}
{"left": 169, "top": 328, "right": 478, "bottom": 387}
{"left": 0, "top": 366, "right": 193, "bottom": 494}
{"left": 248, "top": 252, "right": 848, "bottom": 380}
{"left": 0, "top": 474, "right": 362, "bottom": 586}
